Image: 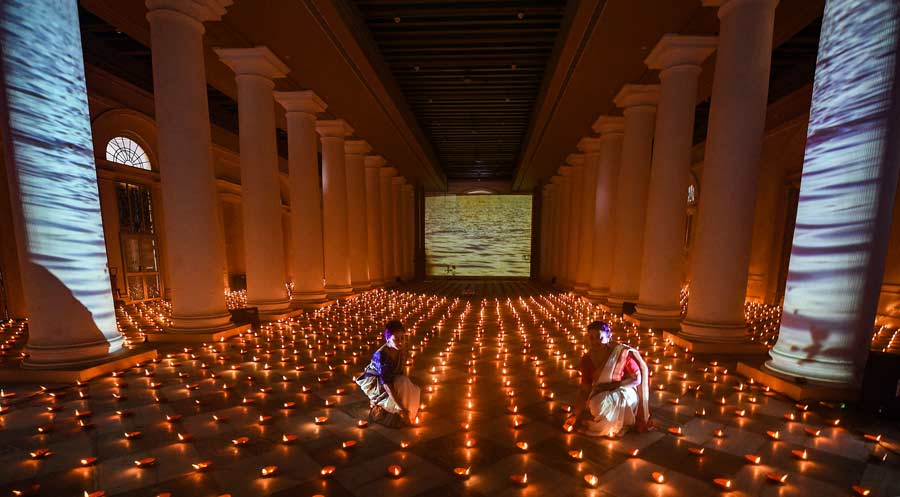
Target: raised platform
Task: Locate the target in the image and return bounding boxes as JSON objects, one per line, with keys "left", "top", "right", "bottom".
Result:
{"left": 662, "top": 331, "right": 769, "bottom": 354}
{"left": 737, "top": 361, "right": 859, "bottom": 402}
{"left": 146, "top": 323, "right": 251, "bottom": 343}
{"left": 0, "top": 346, "right": 158, "bottom": 383}
{"left": 292, "top": 299, "right": 335, "bottom": 310}
{"left": 259, "top": 307, "right": 305, "bottom": 322}
{"left": 626, "top": 313, "right": 682, "bottom": 331}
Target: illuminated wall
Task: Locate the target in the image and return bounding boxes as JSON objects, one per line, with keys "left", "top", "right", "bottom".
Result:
{"left": 425, "top": 194, "right": 532, "bottom": 277}
{"left": 767, "top": 0, "right": 900, "bottom": 385}
{"left": 0, "top": 0, "right": 122, "bottom": 358}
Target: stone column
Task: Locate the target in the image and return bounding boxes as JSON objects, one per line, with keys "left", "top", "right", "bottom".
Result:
{"left": 402, "top": 184, "right": 415, "bottom": 279}
{"left": 588, "top": 117, "right": 625, "bottom": 301}
{"left": 274, "top": 91, "right": 328, "bottom": 307}
{"left": 0, "top": 0, "right": 128, "bottom": 367}
{"left": 147, "top": 0, "right": 236, "bottom": 334}
{"left": 557, "top": 167, "right": 573, "bottom": 287}
{"left": 344, "top": 140, "right": 372, "bottom": 290}
{"left": 607, "top": 84, "right": 659, "bottom": 312}
{"left": 576, "top": 140, "right": 602, "bottom": 293}
{"left": 681, "top": 0, "right": 779, "bottom": 344}
{"left": 365, "top": 155, "right": 385, "bottom": 286}
{"left": 549, "top": 175, "right": 564, "bottom": 283}
{"left": 391, "top": 176, "right": 406, "bottom": 281}
{"left": 315, "top": 119, "right": 354, "bottom": 297}
{"left": 216, "top": 46, "right": 291, "bottom": 318}
{"left": 755, "top": 0, "right": 900, "bottom": 391}
{"left": 539, "top": 185, "right": 552, "bottom": 281}
{"left": 632, "top": 35, "right": 717, "bottom": 329}
{"left": 564, "top": 156, "right": 584, "bottom": 287}
{"left": 380, "top": 167, "right": 397, "bottom": 283}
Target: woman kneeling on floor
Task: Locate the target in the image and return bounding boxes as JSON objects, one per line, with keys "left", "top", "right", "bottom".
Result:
{"left": 564, "top": 320, "right": 651, "bottom": 436}
{"left": 356, "top": 320, "right": 421, "bottom": 428}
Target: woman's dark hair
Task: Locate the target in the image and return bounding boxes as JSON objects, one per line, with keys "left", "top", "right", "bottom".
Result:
{"left": 587, "top": 320, "right": 611, "bottom": 337}
{"left": 384, "top": 320, "right": 405, "bottom": 340}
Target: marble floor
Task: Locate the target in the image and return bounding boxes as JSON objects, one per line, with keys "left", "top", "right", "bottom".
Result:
{"left": 0, "top": 280, "right": 898, "bottom": 497}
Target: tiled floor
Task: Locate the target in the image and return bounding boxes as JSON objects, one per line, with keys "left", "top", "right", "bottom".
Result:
{"left": 0, "top": 280, "right": 898, "bottom": 497}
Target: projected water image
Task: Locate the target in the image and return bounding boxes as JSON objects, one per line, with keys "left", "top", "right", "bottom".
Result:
{"left": 426, "top": 195, "right": 532, "bottom": 277}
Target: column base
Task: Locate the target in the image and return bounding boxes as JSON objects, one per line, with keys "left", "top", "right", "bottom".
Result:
{"left": 292, "top": 298, "right": 334, "bottom": 310}
{"left": 23, "top": 333, "right": 126, "bottom": 369}
{"left": 573, "top": 282, "right": 590, "bottom": 294}
{"left": 662, "top": 330, "right": 768, "bottom": 354}
{"left": 2, "top": 346, "right": 158, "bottom": 383}
{"left": 603, "top": 294, "right": 632, "bottom": 314}
{"left": 629, "top": 303, "right": 684, "bottom": 330}
{"left": 736, "top": 361, "right": 859, "bottom": 402}
{"left": 325, "top": 285, "right": 353, "bottom": 299}
{"left": 248, "top": 298, "right": 292, "bottom": 317}
{"left": 147, "top": 323, "right": 250, "bottom": 343}
{"left": 259, "top": 308, "right": 305, "bottom": 322}
{"left": 352, "top": 281, "right": 372, "bottom": 292}
{"left": 586, "top": 287, "right": 608, "bottom": 303}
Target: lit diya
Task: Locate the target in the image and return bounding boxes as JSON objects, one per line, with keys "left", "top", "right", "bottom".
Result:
{"left": 713, "top": 478, "right": 733, "bottom": 490}
{"left": 584, "top": 474, "right": 599, "bottom": 488}
{"left": 453, "top": 467, "right": 471, "bottom": 479}
{"left": 744, "top": 454, "right": 762, "bottom": 464}
{"left": 568, "top": 449, "right": 583, "bottom": 461}
{"left": 192, "top": 461, "right": 212, "bottom": 471}
{"left": 80, "top": 457, "right": 98, "bottom": 467}
{"left": 342, "top": 440, "right": 358, "bottom": 449}
{"left": 852, "top": 486, "right": 871, "bottom": 496}
{"left": 516, "top": 441, "right": 529, "bottom": 451}
{"left": 260, "top": 465, "right": 278, "bottom": 477}
{"left": 134, "top": 457, "right": 156, "bottom": 468}
{"left": 320, "top": 465, "right": 336, "bottom": 477}
{"left": 651, "top": 472, "right": 666, "bottom": 483}
{"left": 387, "top": 465, "right": 403, "bottom": 477}
{"left": 766, "top": 472, "right": 788, "bottom": 484}
{"left": 282, "top": 434, "right": 298, "bottom": 444}
{"left": 510, "top": 473, "right": 528, "bottom": 486}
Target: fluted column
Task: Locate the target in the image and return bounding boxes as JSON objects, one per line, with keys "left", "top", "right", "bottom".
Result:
{"left": 345, "top": 140, "right": 372, "bottom": 290}
{"left": 0, "top": 0, "right": 126, "bottom": 366}
{"left": 316, "top": 120, "right": 354, "bottom": 297}
{"left": 607, "top": 85, "right": 659, "bottom": 313}
{"left": 274, "top": 91, "right": 328, "bottom": 307}
{"left": 565, "top": 156, "right": 584, "bottom": 287}
{"left": 633, "top": 35, "right": 717, "bottom": 329}
{"left": 380, "top": 167, "right": 397, "bottom": 283}
{"left": 557, "top": 167, "right": 573, "bottom": 287}
{"left": 216, "top": 46, "right": 291, "bottom": 317}
{"left": 364, "top": 156, "right": 385, "bottom": 286}
{"left": 147, "top": 0, "right": 235, "bottom": 334}
{"left": 681, "top": 0, "right": 779, "bottom": 343}
{"left": 576, "top": 140, "right": 601, "bottom": 293}
{"left": 391, "top": 176, "right": 406, "bottom": 282}
{"left": 588, "top": 117, "right": 625, "bottom": 301}
{"left": 402, "top": 184, "right": 415, "bottom": 279}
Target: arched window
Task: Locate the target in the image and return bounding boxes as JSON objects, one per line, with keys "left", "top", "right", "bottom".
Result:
{"left": 105, "top": 136, "right": 151, "bottom": 170}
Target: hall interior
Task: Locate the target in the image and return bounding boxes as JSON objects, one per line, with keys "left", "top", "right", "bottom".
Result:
{"left": 2, "top": 0, "right": 900, "bottom": 496}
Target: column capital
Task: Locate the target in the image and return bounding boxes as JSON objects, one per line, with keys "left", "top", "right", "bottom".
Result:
{"left": 380, "top": 166, "right": 398, "bottom": 177}
{"left": 645, "top": 34, "right": 717, "bottom": 71}
{"left": 391, "top": 175, "right": 407, "bottom": 185}
{"left": 365, "top": 155, "right": 386, "bottom": 168}
{"left": 274, "top": 90, "right": 326, "bottom": 115}
{"left": 614, "top": 84, "right": 660, "bottom": 109}
{"left": 146, "top": 0, "right": 232, "bottom": 23}
{"left": 215, "top": 46, "right": 289, "bottom": 79}
{"left": 316, "top": 119, "right": 354, "bottom": 138}
{"left": 345, "top": 140, "right": 372, "bottom": 155}
{"left": 702, "top": 0, "right": 779, "bottom": 18}
{"left": 559, "top": 165, "right": 574, "bottom": 176}
{"left": 592, "top": 115, "right": 625, "bottom": 135}
{"left": 566, "top": 153, "right": 585, "bottom": 166}
{"left": 401, "top": 184, "right": 414, "bottom": 192}
{"left": 577, "top": 137, "right": 604, "bottom": 153}
{"left": 550, "top": 175, "right": 563, "bottom": 184}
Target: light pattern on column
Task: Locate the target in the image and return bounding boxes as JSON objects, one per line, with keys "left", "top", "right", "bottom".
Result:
{"left": 576, "top": 140, "right": 602, "bottom": 293}
{"left": 380, "top": 167, "right": 397, "bottom": 283}
{"left": 216, "top": 46, "right": 291, "bottom": 316}
{"left": 147, "top": 0, "right": 234, "bottom": 333}
{"left": 633, "top": 35, "right": 716, "bottom": 329}
{"left": 682, "top": 0, "right": 779, "bottom": 342}
{"left": 607, "top": 84, "right": 659, "bottom": 312}
{"left": 588, "top": 116, "right": 625, "bottom": 301}
{"left": 364, "top": 155, "right": 385, "bottom": 286}
{"left": 766, "top": 0, "right": 900, "bottom": 386}
{"left": 0, "top": 0, "right": 124, "bottom": 366}
{"left": 344, "top": 140, "right": 372, "bottom": 290}
{"left": 274, "top": 91, "right": 328, "bottom": 306}
{"left": 316, "top": 120, "right": 354, "bottom": 297}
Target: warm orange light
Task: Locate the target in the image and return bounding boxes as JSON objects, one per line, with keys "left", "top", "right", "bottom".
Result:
{"left": 342, "top": 440, "right": 358, "bottom": 449}
{"left": 320, "top": 465, "right": 336, "bottom": 477}
{"left": 584, "top": 474, "right": 599, "bottom": 487}
{"left": 516, "top": 441, "right": 529, "bottom": 451}
{"left": 791, "top": 449, "right": 808, "bottom": 460}
{"left": 689, "top": 447, "right": 705, "bottom": 456}
{"left": 568, "top": 449, "right": 583, "bottom": 460}
{"left": 852, "top": 486, "right": 871, "bottom": 496}
{"left": 314, "top": 416, "right": 328, "bottom": 424}
{"left": 282, "top": 434, "right": 298, "bottom": 444}
{"left": 465, "top": 438, "right": 477, "bottom": 448}
{"left": 192, "top": 461, "right": 212, "bottom": 471}
{"left": 510, "top": 473, "right": 528, "bottom": 486}
{"left": 651, "top": 472, "right": 666, "bottom": 484}
{"left": 766, "top": 430, "right": 780, "bottom": 440}
{"left": 134, "top": 457, "right": 156, "bottom": 468}
{"left": 387, "top": 465, "right": 403, "bottom": 477}
{"left": 713, "top": 478, "right": 732, "bottom": 489}
{"left": 80, "top": 457, "right": 97, "bottom": 466}
{"left": 668, "top": 427, "right": 683, "bottom": 436}
{"left": 454, "top": 467, "right": 471, "bottom": 479}
{"left": 260, "top": 465, "right": 277, "bottom": 477}
{"left": 744, "top": 454, "right": 761, "bottom": 464}
{"left": 232, "top": 437, "right": 249, "bottom": 446}
{"left": 766, "top": 472, "right": 788, "bottom": 484}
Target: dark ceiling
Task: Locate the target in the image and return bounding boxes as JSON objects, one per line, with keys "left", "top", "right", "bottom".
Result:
{"left": 351, "top": 0, "right": 567, "bottom": 181}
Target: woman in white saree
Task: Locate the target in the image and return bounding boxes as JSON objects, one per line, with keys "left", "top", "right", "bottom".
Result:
{"left": 565, "top": 321, "right": 651, "bottom": 436}
{"left": 356, "top": 320, "right": 421, "bottom": 428}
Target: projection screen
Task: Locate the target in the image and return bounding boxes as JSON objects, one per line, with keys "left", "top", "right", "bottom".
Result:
{"left": 425, "top": 194, "right": 532, "bottom": 277}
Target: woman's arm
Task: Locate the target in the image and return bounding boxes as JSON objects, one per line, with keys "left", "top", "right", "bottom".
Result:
{"left": 571, "top": 382, "right": 592, "bottom": 418}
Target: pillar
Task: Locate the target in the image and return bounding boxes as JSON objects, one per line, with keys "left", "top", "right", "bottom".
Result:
{"left": 216, "top": 46, "right": 291, "bottom": 317}
{"left": 403, "top": 184, "right": 415, "bottom": 279}
{"left": 565, "top": 156, "right": 584, "bottom": 287}
{"left": 759, "top": 0, "right": 900, "bottom": 390}
{"left": 316, "top": 120, "right": 354, "bottom": 297}
{"left": 0, "top": 0, "right": 127, "bottom": 366}
{"left": 365, "top": 155, "right": 385, "bottom": 286}
{"left": 345, "top": 140, "right": 372, "bottom": 290}
{"left": 607, "top": 84, "right": 659, "bottom": 313}
{"left": 681, "top": 0, "right": 779, "bottom": 343}
{"left": 576, "top": 140, "right": 601, "bottom": 293}
{"left": 632, "top": 35, "right": 717, "bottom": 329}
{"left": 587, "top": 117, "right": 625, "bottom": 301}
{"left": 147, "top": 0, "right": 235, "bottom": 334}
{"left": 274, "top": 91, "right": 329, "bottom": 307}
{"left": 539, "top": 185, "right": 552, "bottom": 281}
{"left": 557, "top": 168, "right": 573, "bottom": 287}
{"left": 391, "top": 176, "right": 405, "bottom": 282}
{"left": 380, "top": 167, "right": 397, "bottom": 283}
{"left": 549, "top": 175, "right": 563, "bottom": 283}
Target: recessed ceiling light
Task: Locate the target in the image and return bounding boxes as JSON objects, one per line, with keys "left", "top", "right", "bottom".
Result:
{"left": 393, "top": 16, "right": 401, "bottom": 23}
{"left": 517, "top": 12, "right": 525, "bottom": 20}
